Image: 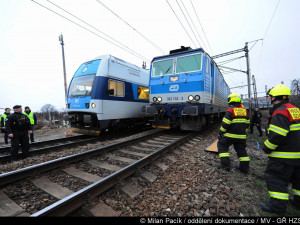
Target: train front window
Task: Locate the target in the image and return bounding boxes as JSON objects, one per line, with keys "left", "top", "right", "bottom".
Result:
{"left": 68, "top": 74, "right": 95, "bottom": 97}
{"left": 176, "top": 53, "right": 202, "bottom": 74}
{"left": 152, "top": 59, "right": 174, "bottom": 77}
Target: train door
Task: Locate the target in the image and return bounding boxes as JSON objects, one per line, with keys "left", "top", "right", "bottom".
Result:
{"left": 210, "top": 62, "right": 215, "bottom": 104}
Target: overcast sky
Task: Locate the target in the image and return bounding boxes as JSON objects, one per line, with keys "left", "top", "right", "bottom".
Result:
{"left": 1, "top": 0, "right": 299, "bottom": 112}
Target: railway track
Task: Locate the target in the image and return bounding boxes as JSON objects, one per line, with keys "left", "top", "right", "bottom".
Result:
{"left": 0, "top": 135, "right": 98, "bottom": 163}
{"left": 0, "top": 126, "right": 216, "bottom": 217}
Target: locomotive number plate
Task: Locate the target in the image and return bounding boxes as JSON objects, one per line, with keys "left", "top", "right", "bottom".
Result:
{"left": 166, "top": 96, "right": 184, "bottom": 101}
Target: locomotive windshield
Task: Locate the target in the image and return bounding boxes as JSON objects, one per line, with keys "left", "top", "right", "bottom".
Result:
{"left": 176, "top": 53, "right": 202, "bottom": 73}
{"left": 151, "top": 53, "right": 203, "bottom": 77}
{"left": 68, "top": 74, "right": 95, "bottom": 97}
{"left": 152, "top": 59, "right": 174, "bottom": 77}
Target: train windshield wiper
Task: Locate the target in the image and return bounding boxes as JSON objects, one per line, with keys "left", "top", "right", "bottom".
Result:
{"left": 165, "top": 66, "right": 172, "bottom": 74}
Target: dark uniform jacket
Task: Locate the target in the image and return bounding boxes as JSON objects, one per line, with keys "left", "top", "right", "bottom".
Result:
{"left": 220, "top": 105, "right": 250, "bottom": 140}
{"left": 263, "top": 102, "right": 300, "bottom": 166}
{"left": 5, "top": 112, "right": 32, "bottom": 134}
{"left": 252, "top": 110, "right": 262, "bottom": 124}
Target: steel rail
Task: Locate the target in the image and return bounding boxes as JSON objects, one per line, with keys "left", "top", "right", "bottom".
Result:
{"left": 0, "top": 137, "right": 98, "bottom": 163}
{"left": 0, "top": 135, "right": 87, "bottom": 154}
{"left": 0, "top": 130, "right": 163, "bottom": 187}
{"left": 31, "top": 131, "right": 195, "bottom": 216}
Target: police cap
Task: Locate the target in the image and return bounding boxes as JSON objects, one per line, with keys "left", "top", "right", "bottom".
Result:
{"left": 13, "top": 105, "right": 22, "bottom": 109}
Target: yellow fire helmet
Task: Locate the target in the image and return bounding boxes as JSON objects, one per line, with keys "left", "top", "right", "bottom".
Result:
{"left": 268, "top": 84, "right": 291, "bottom": 97}
{"left": 228, "top": 93, "right": 241, "bottom": 103}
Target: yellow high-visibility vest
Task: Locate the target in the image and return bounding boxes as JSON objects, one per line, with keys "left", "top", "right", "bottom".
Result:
{"left": 24, "top": 112, "right": 34, "bottom": 125}
{"left": 2, "top": 114, "right": 8, "bottom": 126}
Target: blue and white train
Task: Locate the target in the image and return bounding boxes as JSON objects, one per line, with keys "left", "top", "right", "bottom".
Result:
{"left": 242, "top": 97, "right": 271, "bottom": 110}
{"left": 145, "top": 46, "right": 230, "bottom": 131}
{"left": 66, "top": 55, "right": 150, "bottom": 135}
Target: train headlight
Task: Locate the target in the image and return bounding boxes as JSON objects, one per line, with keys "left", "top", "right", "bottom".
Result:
{"left": 91, "top": 103, "right": 96, "bottom": 108}
{"left": 157, "top": 97, "right": 162, "bottom": 102}
{"left": 153, "top": 97, "right": 157, "bottom": 102}
{"left": 188, "top": 95, "right": 194, "bottom": 101}
{"left": 194, "top": 95, "right": 200, "bottom": 101}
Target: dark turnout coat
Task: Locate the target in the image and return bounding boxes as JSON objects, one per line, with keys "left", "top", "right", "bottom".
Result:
{"left": 263, "top": 102, "right": 300, "bottom": 166}
{"left": 219, "top": 105, "right": 250, "bottom": 140}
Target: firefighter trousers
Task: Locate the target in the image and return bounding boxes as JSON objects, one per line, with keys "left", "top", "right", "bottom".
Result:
{"left": 264, "top": 159, "right": 300, "bottom": 213}
{"left": 217, "top": 137, "right": 249, "bottom": 172}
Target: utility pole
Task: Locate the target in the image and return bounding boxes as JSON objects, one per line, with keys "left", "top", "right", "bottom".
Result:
{"left": 245, "top": 42, "right": 252, "bottom": 117}
{"left": 252, "top": 75, "right": 258, "bottom": 108}
{"left": 59, "top": 34, "right": 68, "bottom": 103}
{"left": 212, "top": 40, "right": 262, "bottom": 116}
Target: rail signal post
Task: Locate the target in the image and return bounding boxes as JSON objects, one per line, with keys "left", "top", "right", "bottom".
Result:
{"left": 59, "top": 34, "right": 68, "bottom": 103}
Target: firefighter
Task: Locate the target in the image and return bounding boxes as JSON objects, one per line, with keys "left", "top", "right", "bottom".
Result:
{"left": 217, "top": 93, "right": 250, "bottom": 173}
{"left": 259, "top": 84, "right": 300, "bottom": 216}
{"left": 5, "top": 105, "right": 33, "bottom": 162}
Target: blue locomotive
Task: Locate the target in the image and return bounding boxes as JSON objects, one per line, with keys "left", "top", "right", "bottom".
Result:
{"left": 145, "top": 46, "right": 230, "bottom": 131}
{"left": 66, "top": 55, "right": 150, "bottom": 135}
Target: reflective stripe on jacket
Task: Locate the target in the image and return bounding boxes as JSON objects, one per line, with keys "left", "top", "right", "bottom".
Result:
{"left": 263, "top": 103, "right": 300, "bottom": 165}
{"left": 220, "top": 105, "right": 249, "bottom": 140}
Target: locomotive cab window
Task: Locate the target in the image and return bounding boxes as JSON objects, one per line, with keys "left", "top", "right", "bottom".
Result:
{"left": 108, "top": 80, "right": 125, "bottom": 97}
{"left": 205, "top": 56, "right": 210, "bottom": 74}
{"left": 152, "top": 59, "right": 174, "bottom": 77}
{"left": 176, "top": 53, "right": 202, "bottom": 74}
{"left": 138, "top": 86, "right": 149, "bottom": 100}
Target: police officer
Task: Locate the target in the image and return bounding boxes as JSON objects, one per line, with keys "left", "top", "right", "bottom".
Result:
{"left": 1, "top": 108, "right": 11, "bottom": 144}
{"left": 217, "top": 93, "right": 250, "bottom": 174}
{"left": 259, "top": 84, "right": 300, "bottom": 216}
{"left": 249, "top": 107, "right": 263, "bottom": 136}
{"left": 5, "top": 105, "right": 33, "bottom": 162}
{"left": 24, "top": 106, "right": 37, "bottom": 142}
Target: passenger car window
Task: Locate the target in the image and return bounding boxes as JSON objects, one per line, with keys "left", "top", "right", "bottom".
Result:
{"left": 138, "top": 86, "right": 149, "bottom": 100}
{"left": 117, "top": 82, "right": 125, "bottom": 97}
{"left": 108, "top": 80, "right": 125, "bottom": 97}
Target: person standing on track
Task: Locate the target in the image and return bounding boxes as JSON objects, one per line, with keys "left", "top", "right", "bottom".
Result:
{"left": 5, "top": 105, "right": 33, "bottom": 162}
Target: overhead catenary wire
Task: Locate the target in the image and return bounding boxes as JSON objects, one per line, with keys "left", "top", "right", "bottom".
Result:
{"left": 180, "top": 0, "right": 208, "bottom": 51}
{"left": 175, "top": 0, "right": 201, "bottom": 48}
{"left": 31, "top": 0, "right": 150, "bottom": 62}
{"left": 218, "top": 56, "right": 245, "bottom": 66}
{"left": 189, "top": 0, "right": 214, "bottom": 55}
{"left": 95, "top": 0, "right": 167, "bottom": 55}
{"left": 165, "top": 0, "right": 197, "bottom": 48}
{"left": 263, "top": 0, "right": 281, "bottom": 39}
